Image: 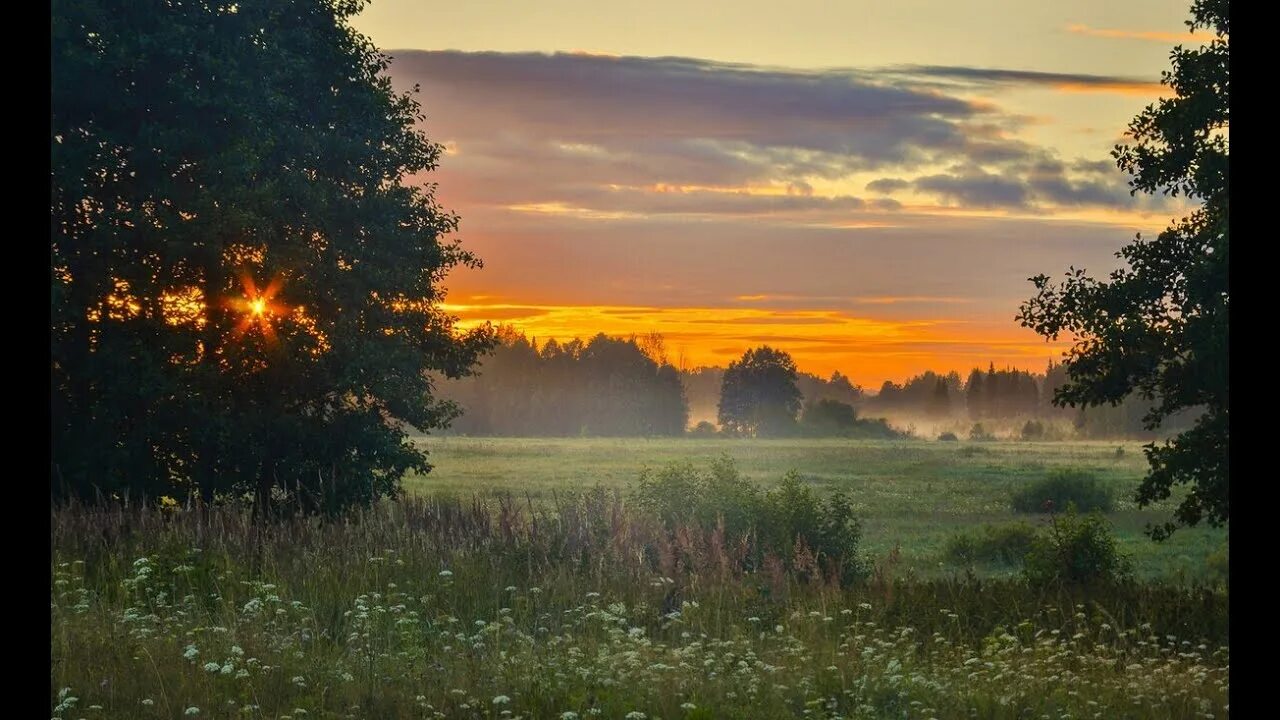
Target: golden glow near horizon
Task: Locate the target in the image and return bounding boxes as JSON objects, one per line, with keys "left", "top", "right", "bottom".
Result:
{"left": 347, "top": 1, "right": 1205, "bottom": 387}
{"left": 442, "top": 301, "right": 1070, "bottom": 387}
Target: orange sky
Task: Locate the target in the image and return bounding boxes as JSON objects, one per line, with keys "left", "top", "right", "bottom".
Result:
{"left": 349, "top": 3, "right": 1200, "bottom": 387}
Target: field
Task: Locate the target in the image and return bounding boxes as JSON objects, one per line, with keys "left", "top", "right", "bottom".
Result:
{"left": 407, "top": 437, "right": 1228, "bottom": 580}
{"left": 51, "top": 437, "right": 1229, "bottom": 719}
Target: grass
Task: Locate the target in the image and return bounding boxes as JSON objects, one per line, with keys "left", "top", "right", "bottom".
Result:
{"left": 51, "top": 437, "right": 1228, "bottom": 718}
{"left": 51, "top": 497, "right": 1228, "bottom": 720}
{"left": 406, "top": 437, "right": 1228, "bottom": 580}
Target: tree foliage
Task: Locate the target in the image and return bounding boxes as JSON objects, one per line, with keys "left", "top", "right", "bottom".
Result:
{"left": 438, "top": 330, "right": 689, "bottom": 436}
{"left": 717, "top": 346, "right": 803, "bottom": 437}
{"left": 51, "top": 0, "right": 492, "bottom": 512}
{"left": 1017, "top": 0, "right": 1228, "bottom": 538}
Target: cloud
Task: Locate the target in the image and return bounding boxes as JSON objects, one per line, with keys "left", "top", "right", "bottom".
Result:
{"left": 914, "top": 170, "right": 1030, "bottom": 208}
{"left": 388, "top": 50, "right": 1160, "bottom": 222}
{"left": 893, "top": 65, "right": 1162, "bottom": 96}
{"left": 1065, "top": 24, "right": 1217, "bottom": 44}
{"left": 394, "top": 51, "right": 981, "bottom": 167}
{"left": 373, "top": 51, "right": 1188, "bottom": 382}
{"left": 866, "top": 178, "right": 910, "bottom": 194}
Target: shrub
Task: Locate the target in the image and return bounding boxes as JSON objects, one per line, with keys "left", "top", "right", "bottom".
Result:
{"left": 1011, "top": 469, "right": 1113, "bottom": 514}
{"left": 943, "top": 522, "right": 1037, "bottom": 567}
{"left": 851, "top": 417, "right": 905, "bottom": 440}
{"left": 689, "top": 421, "right": 719, "bottom": 437}
{"left": 800, "top": 398, "right": 858, "bottom": 436}
{"left": 969, "top": 423, "right": 995, "bottom": 441}
{"left": 635, "top": 456, "right": 760, "bottom": 538}
{"left": 937, "top": 431, "right": 959, "bottom": 442}
{"left": 1021, "top": 420, "right": 1045, "bottom": 440}
{"left": 1206, "top": 543, "right": 1228, "bottom": 584}
{"left": 634, "top": 457, "right": 868, "bottom": 583}
{"left": 1023, "top": 506, "right": 1131, "bottom": 585}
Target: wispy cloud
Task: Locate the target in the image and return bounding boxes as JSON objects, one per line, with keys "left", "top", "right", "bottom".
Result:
{"left": 893, "top": 65, "right": 1162, "bottom": 96}
{"left": 1065, "top": 23, "right": 1217, "bottom": 44}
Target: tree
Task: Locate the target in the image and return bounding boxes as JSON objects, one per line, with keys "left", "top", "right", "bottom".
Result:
{"left": 1017, "top": 0, "right": 1228, "bottom": 538}
{"left": 717, "top": 346, "right": 802, "bottom": 436}
{"left": 965, "top": 369, "right": 986, "bottom": 419}
{"left": 801, "top": 398, "right": 859, "bottom": 437}
{"left": 928, "top": 377, "right": 951, "bottom": 418}
{"left": 51, "top": 0, "right": 493, "bottom": 512}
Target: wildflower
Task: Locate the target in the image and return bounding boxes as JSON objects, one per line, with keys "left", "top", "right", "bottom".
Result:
{"left": 560, "top": 712, "right": 579, "bottom": 720}
{"left": 438, "top": 570, "right": 453, "bottom": 578}
{"left": 681, "top": 703, "right": 697, "bottom": 711}
{"left": 184, "top": 708, "right": 201, "bottom": 716}
{"left": 493, "top": 696, "right": 511, "bottom": 705}
{"left": 203, "top": 662, "right": 222, "bottom": 673}
{"left": 142, "top": 700, "right": 155, "bottom": 707}
{"left": 625, "top": 713, "right": 646, "bottom": 720}
{"left": 183, "top": 644, "right": 199, "bottom": 661}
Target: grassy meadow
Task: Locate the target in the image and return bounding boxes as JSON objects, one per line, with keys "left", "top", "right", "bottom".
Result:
{"left": 407, "top": 437, "right": 1227, "bottom": 581}
{"left": 51, "top": 437, "right": 1229, "bottom": 719}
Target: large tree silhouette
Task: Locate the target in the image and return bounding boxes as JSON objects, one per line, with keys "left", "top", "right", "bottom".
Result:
{"left": 717, "top": 346, "right": 802, "bottom": 437}
{"left": 51, "top": 0, "right": 493, "bottom": 512}
{"left": 1018, "top": 0, "right": 1228, "bottom": 538}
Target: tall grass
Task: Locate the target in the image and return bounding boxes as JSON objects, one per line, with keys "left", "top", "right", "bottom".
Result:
{"left": 52, "top": 496, "right": 1228, "bottom": 719}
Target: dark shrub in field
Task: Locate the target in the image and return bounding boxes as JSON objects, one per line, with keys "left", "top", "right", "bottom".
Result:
{"left": 1011, "top": 469, "right": 1113, "bottom": 514}
{"left": 1021, "top": 420, "right": 1045, "bottom": 440}
{"left": 1024, "top": 505, "right": 1131, "bottom": 585}
{"left": 969, "top": 423, "right": 995, "bottom": 441}
{"left": 689, "top": 420, "right": 719, "bottom": 437}
{"left": 943, "top": 522, "right": 1037, "bottom": 567}
{"left": 634, "top": 457, "right": 868, "bottom": 583}
{"left": 937, "top": 431, "right": 959, "bottom": 442}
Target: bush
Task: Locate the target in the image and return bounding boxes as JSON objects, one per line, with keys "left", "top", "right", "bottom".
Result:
{"left": 969, "top": 423, "right": 995, "bottom": 441}
{"left": 689, "top": 421, "right": 719, "bottom": 437}
{"left": 937, "top": 431, "right": 959, "bottom": 442}
{"left": 850, "top": 416, "right": 905, "bottom": 440}
{"left": 943, "top": 522, "right": 1037, "bottom": 567}
{"left": 1021, "top": 420, "right": 1045, "bottom": 440}
{"left": 800, "top": 398, "right": 858, "bottom": 436}
{"left": 1023, "top": 506, "right": 1131, "bottom": 585}
{"left": 1011, "top": 469, "right": 1113, "bottom": 514}
{"left": 1206, "top": 543, "right": 1228, "bottom": 584}
{"left": 758, "top": 472, "right": 868, "bottom": 582}
{"left": 634, "top": 457, "right": 868, "bottom": 583}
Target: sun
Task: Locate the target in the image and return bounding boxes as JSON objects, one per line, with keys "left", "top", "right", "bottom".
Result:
{"left": 230, "top": 272, "right": 287, "bottom": 341}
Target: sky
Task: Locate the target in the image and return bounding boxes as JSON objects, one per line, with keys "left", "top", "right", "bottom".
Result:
{"left": 351, "top": 1, "right": 1203, "bottom": 388}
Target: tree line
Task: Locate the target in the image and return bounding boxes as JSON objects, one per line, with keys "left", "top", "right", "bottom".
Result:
{"left": 436, "top": 328, "right": 688, "bottom": 436}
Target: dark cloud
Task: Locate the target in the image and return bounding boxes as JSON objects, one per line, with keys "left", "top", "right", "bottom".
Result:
{"left": 384, "top": 51, "right": 1158, "bottom": 222}
{"left": 395, "top": 51, "right": 979, "bottom": 163}
{"left": 910, "top": 158, "right": 1156, "bottom": 210}
{"left": 893, "top": 65, "right": 1159, "bottom": 91}
{"left": 914, "top": 171, "right": 1031, "bottom": 208}
{"left": 866, "top": 178, "right": 910, "bottom": 194}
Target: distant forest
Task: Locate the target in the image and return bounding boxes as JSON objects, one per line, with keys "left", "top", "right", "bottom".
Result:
{"left": 433, "top": 329, "right": 1196, "bottom": 439}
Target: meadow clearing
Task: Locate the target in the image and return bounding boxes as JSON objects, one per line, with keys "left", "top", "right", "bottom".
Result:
{"left": 407, "top": 437, "right": 1228, "bottom": 581}
{"left": 52, "top": 436, "right": 1228, "bottom": 719}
